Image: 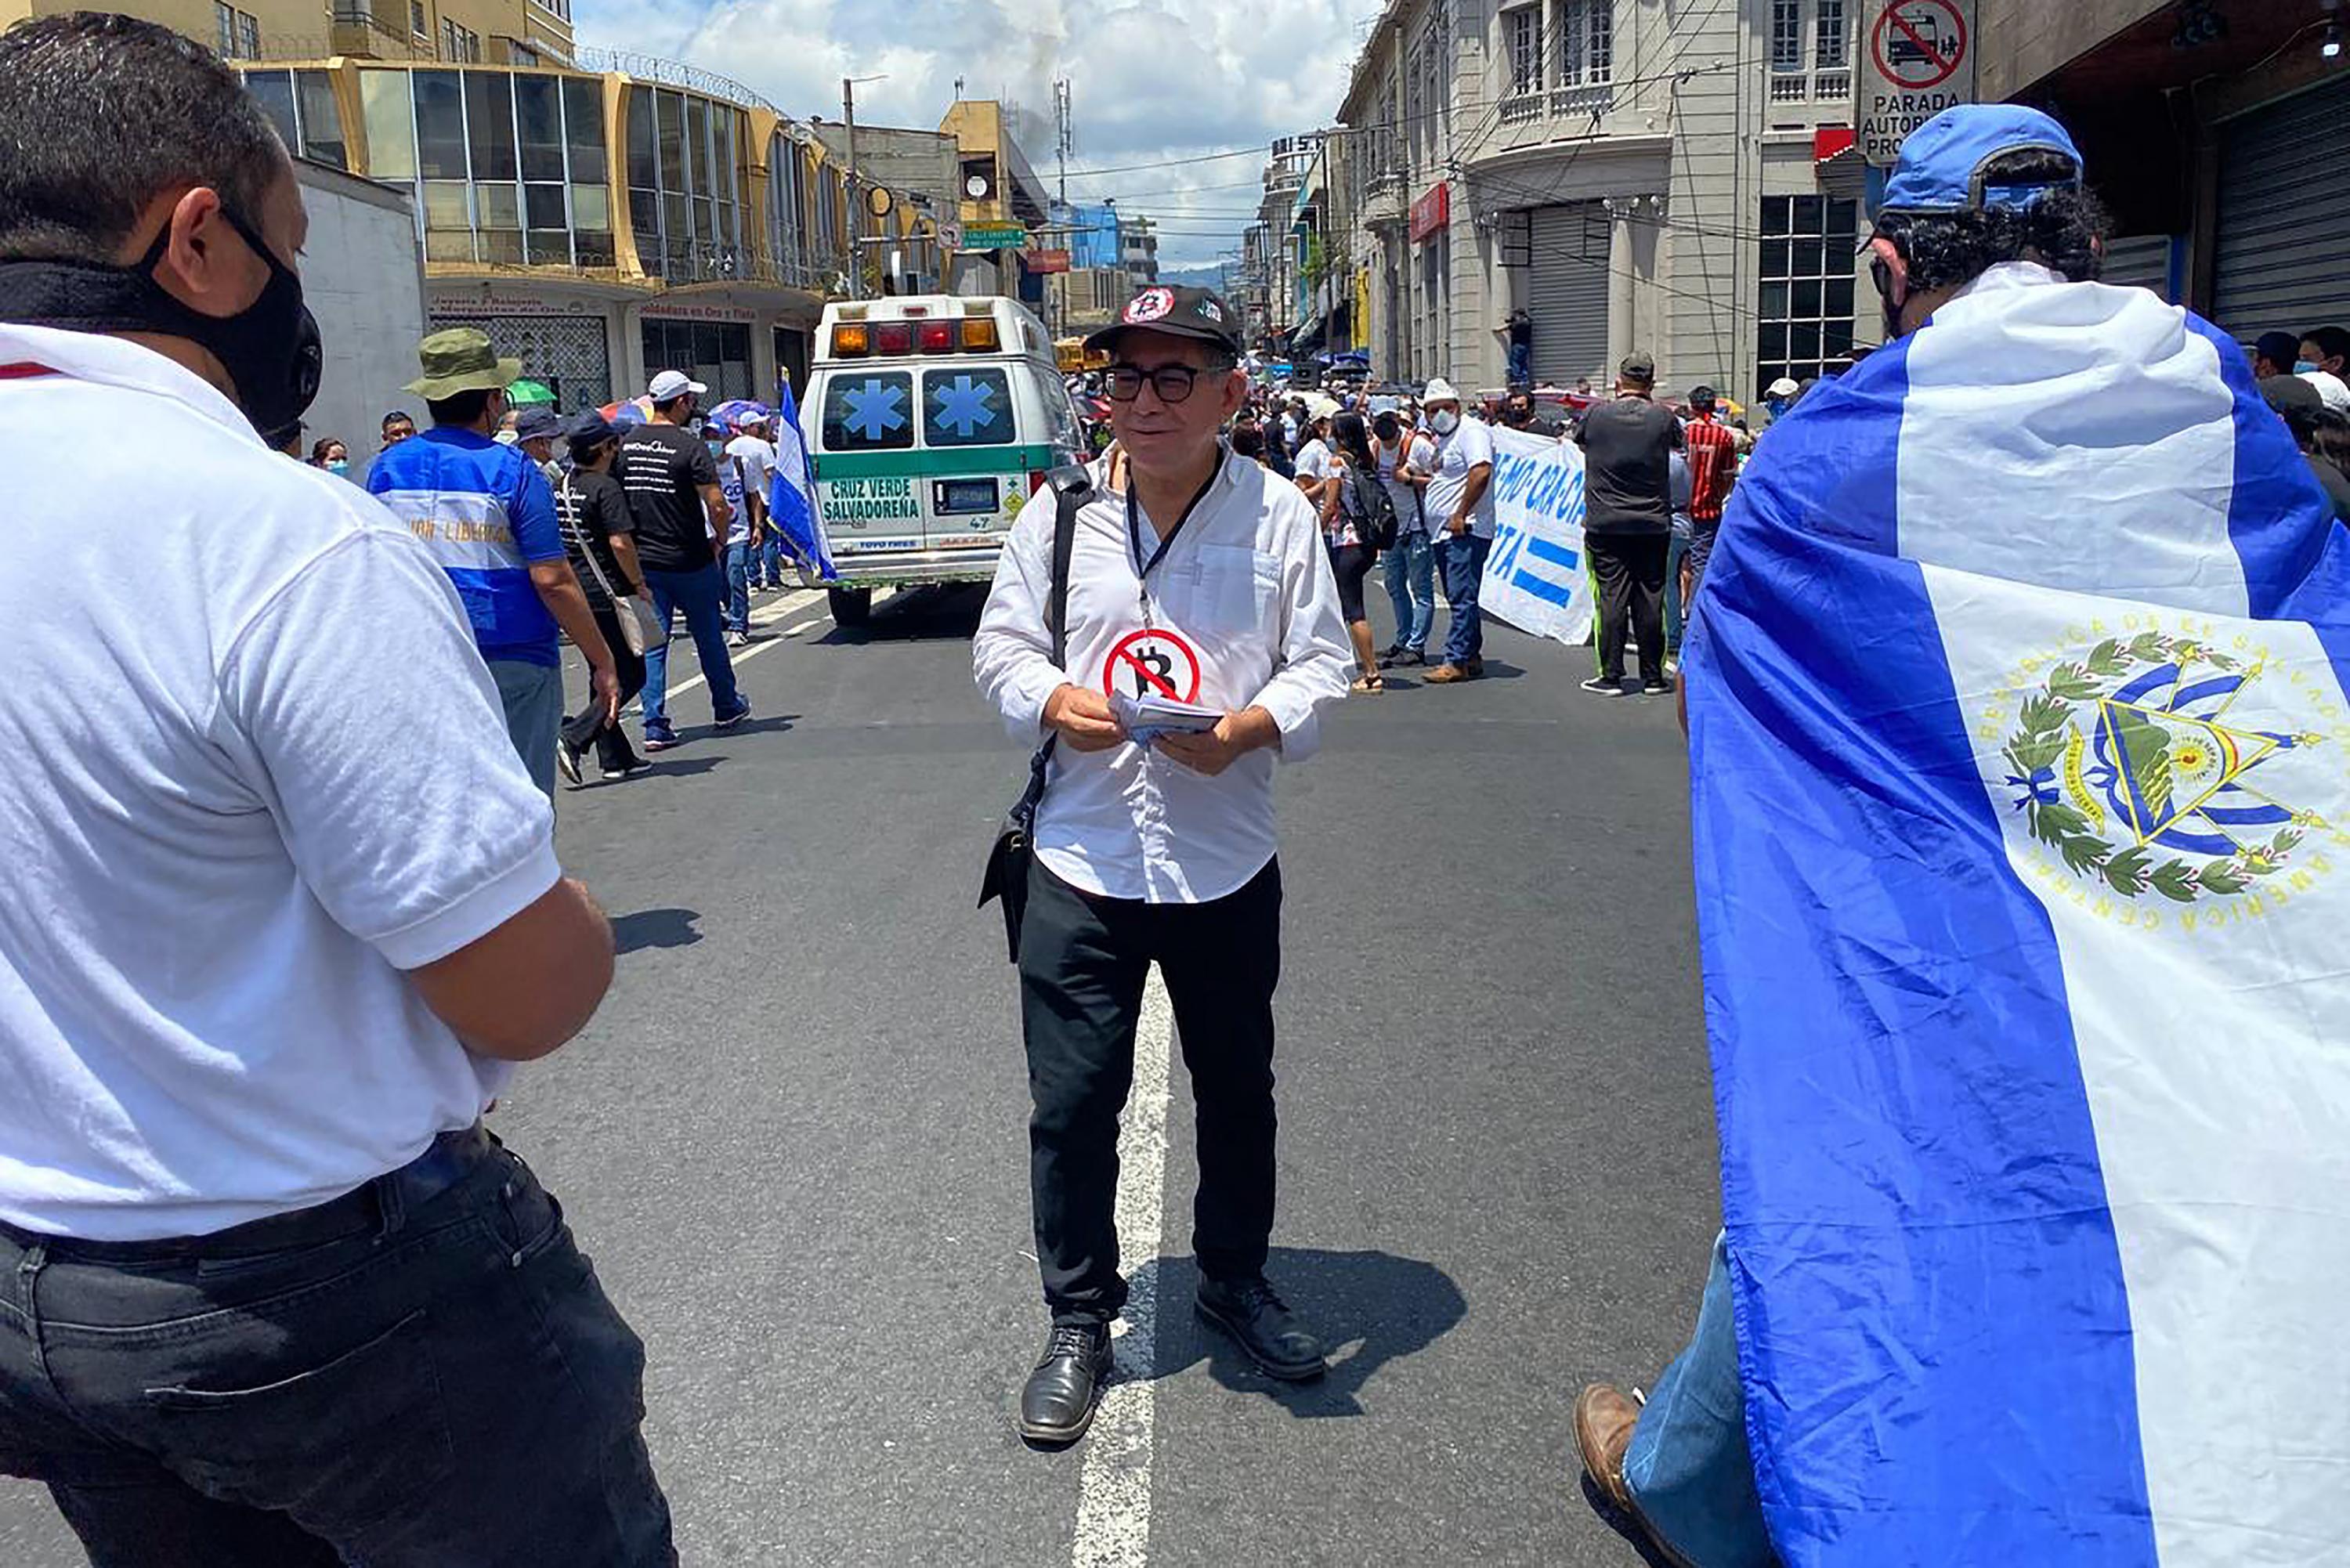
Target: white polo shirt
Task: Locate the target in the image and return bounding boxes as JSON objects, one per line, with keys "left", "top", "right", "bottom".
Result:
{"left": 0, "top": 325, "right": 560, "bottom": 1241}
{"left": 973, "top": 447, "right": 1352, "bottom": 904}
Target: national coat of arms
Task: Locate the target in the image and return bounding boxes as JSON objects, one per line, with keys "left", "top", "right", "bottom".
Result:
{"left": 2002, "top": 632, "right": 2327, "bottom": 901}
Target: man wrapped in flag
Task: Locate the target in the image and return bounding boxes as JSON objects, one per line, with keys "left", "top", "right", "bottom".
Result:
{"left": 764, "top": 376, "right": 837, "bottom": 583}
{"left": 1575, "top": 106, "right": 2350, "bottom": 1566}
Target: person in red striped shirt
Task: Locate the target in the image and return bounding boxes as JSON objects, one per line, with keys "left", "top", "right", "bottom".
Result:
{"left": 1679, "top": 386, "right": 1741, "bottom": 615}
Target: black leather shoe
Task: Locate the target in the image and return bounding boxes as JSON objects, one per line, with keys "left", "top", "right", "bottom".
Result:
{"left": 1195, "top": 1275, "right": 1326, "bottom": 1381}
{"left": 1018, "top": 1321, "right": 1112, "bottom": 1443}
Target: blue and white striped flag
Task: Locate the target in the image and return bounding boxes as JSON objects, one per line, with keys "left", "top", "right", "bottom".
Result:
{"left": 765, "top": 381, "right": 837, "bottom": 583}
{"left": 1687, "top": 263, "right": 2350, "bottom": 1564}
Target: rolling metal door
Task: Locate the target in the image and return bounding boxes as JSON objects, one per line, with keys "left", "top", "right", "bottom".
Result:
{"left": 2214, "top": 76, "right": 2350, "bottom": 339}
{"left": 1527, "top": 203, "right": 1611, "bottom": 385}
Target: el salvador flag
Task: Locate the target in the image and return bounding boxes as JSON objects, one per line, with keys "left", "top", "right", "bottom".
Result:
{"left": 1687, "top": 262, "right": 2350, "bottom": 1565}
{"left": 766, "top": 380, "right": 837, "bottom": 583}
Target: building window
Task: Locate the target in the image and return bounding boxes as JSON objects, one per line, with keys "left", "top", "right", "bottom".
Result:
{"left": 218, "top": 4, "right": 261, "bottom": 60}
{"left": 362, "top": 66, "right": 613, "bottom": 270}
{"left": 1505, "top": 5, "right": 1542, "bottom": 96}
{"left": 1756, "top": 193, "right": 1860, "bottom": 396}
{"left": 1815, "top": 0, "right": 1849, "bottom": 69}
{"left": 440, "top": 19, "right": 479, "bottom": 62}
{"left": 622, "top": 86, "right": 747, "bottom": 284}
{"left": 1770, "top": 0, "right": 1803, "bottom": 71}
{"left": 1556, "top": 0, "right": 1612, "bottom": 89}
{"left": 527, "top": 0, "right": 569, "bottom": 18}
{"left": 237, "top": 69, "right": 347, "bottom": 168}
{"left": 410, "top": 0, "right": 426, "bottom": 36}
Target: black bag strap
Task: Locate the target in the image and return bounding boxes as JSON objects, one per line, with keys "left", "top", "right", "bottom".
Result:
{"left": 1020, "top": 464, "right": 1094, "bottom": 797}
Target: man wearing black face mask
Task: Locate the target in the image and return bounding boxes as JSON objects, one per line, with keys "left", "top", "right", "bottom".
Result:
{"left": 0, "top": 16, "right": 675, "bottom": 1564}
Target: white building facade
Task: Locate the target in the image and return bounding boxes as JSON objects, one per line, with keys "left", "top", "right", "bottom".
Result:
{"left": 1338, "top": 0, "right": 1873, "bottom": 402}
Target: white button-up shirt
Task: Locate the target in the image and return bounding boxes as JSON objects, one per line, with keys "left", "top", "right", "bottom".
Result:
{"left": 974, "top": 447, "right": 1351, "bottom": 904}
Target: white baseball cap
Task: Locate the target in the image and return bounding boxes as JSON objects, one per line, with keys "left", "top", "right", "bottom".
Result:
{"left": 648, "top": 369, "right": 708, "bottom": 401}
{"left": 1766, "top": 376, "right": 1801, "bottom": 398}
{"left": 1423, "top": 377, "right": 1462, "bottom": 404}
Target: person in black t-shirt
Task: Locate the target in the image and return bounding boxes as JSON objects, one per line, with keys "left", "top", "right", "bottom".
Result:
{"left": 554, "top": 412, "right": 651, "bottom": 784}
{"left": 615, "top": 370, "right": 746, "bottom": 750}
{"left": 1570, "top": 351, "right": 1683, "bottom": 696}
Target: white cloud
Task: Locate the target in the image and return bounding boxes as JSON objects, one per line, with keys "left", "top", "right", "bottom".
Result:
{"left": 573, "top": 0, "right": 1385, "bottom": 267}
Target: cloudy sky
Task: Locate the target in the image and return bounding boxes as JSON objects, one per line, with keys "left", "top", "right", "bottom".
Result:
{"left": 573, "top": 0, "right": 1386, "bottom": 270}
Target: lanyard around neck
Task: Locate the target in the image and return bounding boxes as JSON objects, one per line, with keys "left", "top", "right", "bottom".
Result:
{"left": 1125, "top": 462, "right": 1221, "bottom": 622}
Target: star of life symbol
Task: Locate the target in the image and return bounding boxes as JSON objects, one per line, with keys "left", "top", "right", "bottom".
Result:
{"left": 931, "top": 374, "right": 997, "bottom": 438}
{"left": 2003, "top": 632, "right": 2329, "bottom": 904}
{"left": 1124, "top": 287, "right": 1175, "bottom": 325}
{"left": 841, "top": 380, "right": 906, "bottom": 443}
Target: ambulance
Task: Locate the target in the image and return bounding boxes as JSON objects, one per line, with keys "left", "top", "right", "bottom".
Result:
{"left": 804, "top": 294, "right": 1087, "bottom": 627}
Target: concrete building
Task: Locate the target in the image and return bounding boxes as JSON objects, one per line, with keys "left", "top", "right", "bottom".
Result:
{"left": 1974, "top": 1, "right": 2350, "bottom": 340}
{"left": 0, "top": 0, "right": 576, "bottom": 67}
{"left": 1240, "top": 132, "right": 1324, "bottom": 356}
{"left": 812, "top": 120, "right": 957, "bottom": 294}
{"left": 938, "top": 99, "right": 1055, "bottom": 305}
{"left": 293, "top": 157, "right": 428, "bottom": 461}
{"left": 1336, "top": 0, "right": 1869, "bottom": 400}
{"left": 1050, "top": 267, "right": 1130, "bottom": 332}
{"left": 234, "top": 55, "right": 888, "bottom": 405}
{"left": 1120, "top": 215, "right": 1161, "bottom": 287}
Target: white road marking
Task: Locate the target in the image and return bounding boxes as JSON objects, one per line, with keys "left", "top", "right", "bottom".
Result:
{"left": 1071, "top": 966, "right": 1173, "bottom": 1568}
{"left": 648, "top": 590, "right": 819, "bottom": 701}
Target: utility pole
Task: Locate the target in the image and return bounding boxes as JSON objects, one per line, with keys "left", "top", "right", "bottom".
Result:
{"left": 1053, "top": 79, "right": 1072, "bottom": 207}
{"left": 843, "top": 76, "right": 859, "bottom": 251}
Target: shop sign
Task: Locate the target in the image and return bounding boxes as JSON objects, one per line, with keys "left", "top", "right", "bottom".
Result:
{"left": 1408, "top": 182, "right": 1449, "bottom": 244}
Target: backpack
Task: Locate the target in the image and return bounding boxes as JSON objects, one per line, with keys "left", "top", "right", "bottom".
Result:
{"left": 1345, "top": 463, "right": 1398, "bottom": 551}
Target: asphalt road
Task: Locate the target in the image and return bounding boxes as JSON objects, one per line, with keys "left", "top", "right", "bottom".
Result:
{"left": 2, "top": 576, "right": 1720, "bottom": 1567}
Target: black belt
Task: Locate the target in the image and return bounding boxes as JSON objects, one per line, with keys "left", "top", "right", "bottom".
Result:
{"left": 0, "top": 1124, "right": 495, "bottom": 1263}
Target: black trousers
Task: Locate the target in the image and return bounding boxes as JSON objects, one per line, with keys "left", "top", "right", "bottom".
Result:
{"left": 561, "top": 601, "right": 647, "bottom": 772}
{"left": 1018, "top": 857, "right": 1283, "bottom": 1325}
{"left": 1589, "top": 532, "right": 1670, "bottom": 684}
{"left": 0, "top": 1130, "right": 674, "bottom": 1566}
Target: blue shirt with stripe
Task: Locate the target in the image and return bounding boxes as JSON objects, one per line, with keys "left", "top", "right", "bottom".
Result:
{"left": 367, "top": 428, "right": 565, "bottom": 666}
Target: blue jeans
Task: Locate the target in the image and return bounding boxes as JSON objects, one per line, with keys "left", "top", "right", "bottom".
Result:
{"left": 1434, "top": 530, "right": 1491, "bottom": 666}
{"left": 642, "top": 563, "right": 743, "bottom": 738}
{"left": 758, "top": 536, "right": 789, "bottom": 587}
{"left": 486, "top": 657, "right": 564, "bottom": 800}
{"left": 1624, "top": 1234, "right": 1775, "bottom": 1567}
{"left": 722, "top": 540, "right": 754, "bottom": 633}
{"left": 1665, "top": 522, "right": 1690, "bottom": 653}
{"left": 0, "top": 1129, "right": 676, "bottom": 1566}
{"left": 1382, "top": 530, "right": 1436, "bottom": 652}
{"left": 1507, "top": 341, "right": 1531, "bottom": 385}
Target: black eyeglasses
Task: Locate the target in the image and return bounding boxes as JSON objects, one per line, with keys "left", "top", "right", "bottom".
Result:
{"left": 1106, "top": 363, "right": 1214, "bottom": 403}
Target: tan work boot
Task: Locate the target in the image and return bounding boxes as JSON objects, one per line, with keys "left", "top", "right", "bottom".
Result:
{"left": 1574, "top": 1383, "right": 1696, "bottom": 1567}
{"left": 1423, "top": 662, "right": 1472, "bottom": 684}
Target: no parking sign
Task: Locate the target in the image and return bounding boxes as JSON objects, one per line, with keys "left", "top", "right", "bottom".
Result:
{"left": 1856, "top": 0, "right": 1977, "bottom": 167}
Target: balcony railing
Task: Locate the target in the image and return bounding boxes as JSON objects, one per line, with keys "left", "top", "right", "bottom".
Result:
{"left": 1813, "top": 70, "right": 1851, "bottom": 101}
{"left": 1499, "top": 92, "right": 1542, "bottom": 125}
{"left": 1549, "top": 82, "right": 1613, "bottom": 118}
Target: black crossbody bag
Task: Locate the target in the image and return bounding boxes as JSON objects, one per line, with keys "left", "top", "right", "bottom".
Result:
{"left": 978, "top": 466, "right": 1094, "bottom": 962}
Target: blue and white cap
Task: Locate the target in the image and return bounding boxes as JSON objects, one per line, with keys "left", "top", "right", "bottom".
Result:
{"left": 1874, "top": 104, "right": 2084, "bottom": 224}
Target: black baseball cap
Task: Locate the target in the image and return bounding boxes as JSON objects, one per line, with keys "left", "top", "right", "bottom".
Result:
{"left": 1687, "top": 385, "right": 1718, "bottom": 409}
{"left": 2254, "top": 331, "right": 2302, "bottom": 368}
{"left": 1084, "top": 285, "right": 1246, "bottom": 357}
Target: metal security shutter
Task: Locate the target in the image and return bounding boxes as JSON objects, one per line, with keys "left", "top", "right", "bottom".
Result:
{"left": 2099, "top": 235, "right": 2175, "bottom": 302}
{"left": 2214, "top": 75, "right": 2350, "bottom": 339}
{"left": 1527, "top": 203, "right": 1610, "bottom": 385}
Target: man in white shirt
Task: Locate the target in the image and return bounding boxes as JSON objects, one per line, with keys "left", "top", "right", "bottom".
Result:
{"left": 721, "top": 408, "right": 776, "bottom": 645}
{"left": 1411, "top": 377, "right": 1498, "bottom": 683}
{"left": 0, "top": 20, "right": 673, "bottom": 1563}
{"left": 974, "top": 286, "right": 1351, "bottom": 1445}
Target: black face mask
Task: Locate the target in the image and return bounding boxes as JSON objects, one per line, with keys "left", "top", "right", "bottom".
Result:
{"left": 0, "top": 205, "right": 322, "bottom": 441}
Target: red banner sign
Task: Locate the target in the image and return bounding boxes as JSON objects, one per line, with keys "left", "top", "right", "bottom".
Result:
{"left": 1408, "top": 181, "right": 1449, "bottom": 244}
{"left": 1023, "top": 248, "right": 1073, "bottom": 274}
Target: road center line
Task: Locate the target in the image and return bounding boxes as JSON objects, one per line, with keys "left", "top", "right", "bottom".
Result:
{"left": 1070, "top": 965, "right": 1173, "bottom": 1568}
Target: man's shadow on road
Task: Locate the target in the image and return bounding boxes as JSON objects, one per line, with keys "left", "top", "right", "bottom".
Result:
{"left": 1124, "top": 1247, "right": 1465, "bottom": 1418}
